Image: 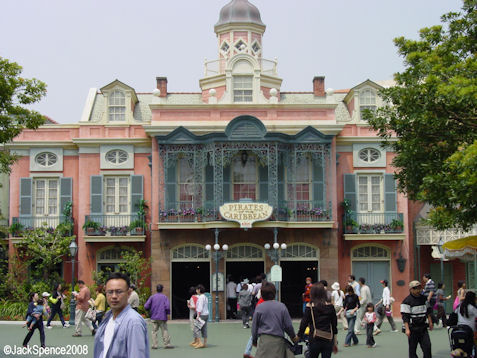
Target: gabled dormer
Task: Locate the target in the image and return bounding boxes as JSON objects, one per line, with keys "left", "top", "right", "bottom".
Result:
{"left": 343, "top": 80, "right": 385, "bottom": 123}
{"left": 99, "top": 80, "right": 138, "bottom": 124}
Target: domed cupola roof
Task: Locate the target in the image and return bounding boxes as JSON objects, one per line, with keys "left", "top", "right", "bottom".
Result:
{"left": 215, "top": 0, "right": 265, "bottom": 28}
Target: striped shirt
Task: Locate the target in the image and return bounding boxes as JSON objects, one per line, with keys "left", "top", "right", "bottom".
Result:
{"left": 422, "top": 279, "right": 435, "bottom": 299}
{"left": 401, "top": 293, "right": 432, "bottom": 328}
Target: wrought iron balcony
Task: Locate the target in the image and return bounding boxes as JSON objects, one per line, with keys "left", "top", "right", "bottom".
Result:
{"left": 343, "top": 212, "right": 404, "bottom": 234}
{"left": 84, "top": 215, "right": 145, "bottom": 236}
{"left": 10, "top": 216, "right": 70, "bottom": 236}
{"left": 159, "top": 200, "right": 332, "bottom": 224}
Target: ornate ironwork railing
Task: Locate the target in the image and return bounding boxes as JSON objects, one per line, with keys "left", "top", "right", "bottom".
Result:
{"left": 159, "top": 200, "right": 332, "bottom": 223}
{"left": 415, "top": 224, "right": 477, "bottom": 246}
{"left": 343, "top": 212, "right": 404, "bottom": 234}
{"left": 12, "top": 216, "right": 68, "bottom": 230}
{"left": 84, "top": 215, "right": 145, "bottom": 236}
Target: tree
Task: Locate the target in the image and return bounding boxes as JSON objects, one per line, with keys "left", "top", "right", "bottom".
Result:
{"left": 0, "top": 57, "right": 47, "bottom": 173}
{"left": 367, "top": 0, "right": 477, "bottom": 231}
{"left": 17, "top": 222, "right": 74, "bottom": 284}
{"left": 117, "top": 250, "right": 152, "bottom": 289}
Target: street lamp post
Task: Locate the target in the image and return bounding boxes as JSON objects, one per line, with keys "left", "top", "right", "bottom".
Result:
{"left": 69, "top": 239, "right": 78, "bottom": 326}
{"left": 205, "top": 228, "right": 228, "bottom": 322}
{"left": 264, "top": 228, "right": 286, "bottom": 300}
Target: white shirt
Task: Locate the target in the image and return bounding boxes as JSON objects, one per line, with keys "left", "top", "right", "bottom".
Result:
{"left": 458, "top": 305, "right": 477, "bottom": 332}
{"left": 332, "top": 290, "right": 345, "bottom": 307}
{"left": 360, "top": 285, "right": 372, "bottom": 305}
{"left": 101, "top": 315, "right": 116, "bottom": 358}
{"left": 196, "top": 294, "right": 209, "bottom": 316}
{"left": 382, "top": 286, "right": 391, "bottom": 306}
{"left": 226, "top": 282, "right": 237, "bottom": 298}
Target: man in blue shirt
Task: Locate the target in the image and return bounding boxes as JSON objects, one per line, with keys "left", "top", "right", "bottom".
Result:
{"left": 94, "top": 272, "right": 149, "bottom": 358}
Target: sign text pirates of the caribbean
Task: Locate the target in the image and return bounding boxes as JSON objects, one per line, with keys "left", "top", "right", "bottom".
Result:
{"left": 219, "top": 203, "right": 273, "bottom": 228}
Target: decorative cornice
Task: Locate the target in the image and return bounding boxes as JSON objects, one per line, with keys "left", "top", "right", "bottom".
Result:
{"left": 344, "top": 233, "right": 405, "bottom": 241}
{"left": 156, "top": 221, "right": 335, "bottom": 230}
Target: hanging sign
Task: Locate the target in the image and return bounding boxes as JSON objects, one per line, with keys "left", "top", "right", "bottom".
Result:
{"left": 270, "top": 265, "right": 282, "bottom": 282}
{"left": 219, "top": 202, "right": 273, "bottom": 228}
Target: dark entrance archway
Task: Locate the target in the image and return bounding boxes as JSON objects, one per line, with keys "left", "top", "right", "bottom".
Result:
{"left": 171, "top": 261, "right": 210, "bottom": 319}
{"left": 281, "top": 260, "right": 319, "bottom": 318}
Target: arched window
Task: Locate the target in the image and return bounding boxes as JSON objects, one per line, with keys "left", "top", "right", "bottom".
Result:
{"left": 97, "top": 246, "right": 134, "bottom": 272}
{"left": 281, "top": 244, "right": 319, "bottom": 260}
{"left": 226, "top": 245, "right": 263, "bottom": 260}
{"left": 171, "top": 245, "right": 210, "bottom": 261}
{"left": 352, "top": 245, "right": 390, "bottom": 260}
{"left": 232, "top": 153, "right": 257, "bottom": 200}
{"left": 109, "top": 90, "right": 126, "bottom": 121}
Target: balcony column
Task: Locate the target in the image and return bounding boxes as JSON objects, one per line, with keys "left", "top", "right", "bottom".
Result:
{"left": 268, "top": 143, "right": 278, "bottom": 209}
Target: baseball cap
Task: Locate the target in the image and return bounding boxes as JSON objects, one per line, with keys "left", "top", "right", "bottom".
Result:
{"left": 409, "top": 280, "right": 422, "bottom": 289}
{"left": 380, "top": 279, "right": 388, "bottom": 285}
{"left": 42, "top": 292, "right": 50, "bottom": 297}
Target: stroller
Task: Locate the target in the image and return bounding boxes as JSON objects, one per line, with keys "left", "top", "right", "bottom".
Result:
{"left": 448, "top": 325, "right": 474, "bottom": 357}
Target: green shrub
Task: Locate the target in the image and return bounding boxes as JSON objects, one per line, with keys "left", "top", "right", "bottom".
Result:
{"left": 0, "top": 301, "right": 28, "bottom": 320}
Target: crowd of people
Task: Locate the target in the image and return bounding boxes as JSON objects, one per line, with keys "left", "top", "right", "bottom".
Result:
{"left": 19, "top": 271, "right": 476, "bottom": 358}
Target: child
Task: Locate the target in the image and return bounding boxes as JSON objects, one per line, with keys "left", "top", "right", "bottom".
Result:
{"left": 23, "top": 298, "right": 45, "bottom": 330}
{"left": 362, "top": 302, "right": 377, "bottom": 348}
{"left": 238, "top": 284, "right": 252, "bottom": 328}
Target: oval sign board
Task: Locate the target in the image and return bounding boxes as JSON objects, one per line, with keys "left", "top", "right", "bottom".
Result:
{"left": 219, "top": 202, "right": 273, "bottom": 228}
{"left": 270, "top": 265, "right": 282, "bottom": 282}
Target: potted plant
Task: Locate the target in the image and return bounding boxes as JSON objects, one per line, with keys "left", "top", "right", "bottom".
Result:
{"left": 390, "top": 218, "right": 404, "bottom": 232}
{"left": 82, "top": 220, "right": 100, "bottom": 235}
{"left": 195, "top": 207, "right": 203, "bottom": 222}
{"left": 109, "top": 226, "right": 121, "bottom": 236}
{"left": 8, "top": 221, "right": 24, "bottom": 237}
{"left": 372, "top": 223, "right": 386, "bottom": 234}
{"left": 344, "top": 217, "right": 358, "bottom": 233}
{"left": 129, "top": 219, "right": 145, "bottom": 235}
{"left": 358, "top": 223, "right": 372, "bottom": 234}
{"left": 119, "top": 226, "right": 129, "bottom": 235}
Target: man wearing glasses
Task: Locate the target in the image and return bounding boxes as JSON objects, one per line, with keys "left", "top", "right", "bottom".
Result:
{"left": 94, "top": 272, "right": 149, "bottom": 358}
{"left": 401, "top": 280, "right": 434, "bottom": 358}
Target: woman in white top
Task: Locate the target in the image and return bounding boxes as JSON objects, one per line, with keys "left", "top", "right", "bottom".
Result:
{"left": 375, "top": 279, "right": 397, "bottom": 332}
{"left": 331, "top": 282, "right": 348, "bottom": 330}
{"left": 192, "top": 284, "right": 209, "bottom": 349}
{"left": 457, "top": 291, "right": 477, "bottom": 332}
{"left": 456, "top": 291, "right": 476, "bottom": 357}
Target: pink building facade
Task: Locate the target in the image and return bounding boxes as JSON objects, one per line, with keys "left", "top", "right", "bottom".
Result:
{"left": 7, "top": 0, "right": 469, "bottom": 319}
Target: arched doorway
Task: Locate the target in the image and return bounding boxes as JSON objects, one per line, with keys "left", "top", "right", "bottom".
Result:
{"left": 171, "top": 244, "right": 210, "bottom": 319}
{"left": 225, "top": 244, "right": 265, "bottom": 318}
{"left": 280, "top": 244, "right": 320, "bottom": 318}
{"left": 351, "top": 244, "right": 391, "bottom": 303}
{"left": 96, "top": 246, "right": 134, "bottom": 274}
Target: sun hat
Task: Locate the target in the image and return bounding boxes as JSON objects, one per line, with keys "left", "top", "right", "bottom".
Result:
{"left": 331, "top": 282, "right": 340, "bottom": 290}
{"left": 42, "top": 292, "right": 50, "bottom": 297}
{"left": 409, "top": 280, "right": 422, "bottom": 289}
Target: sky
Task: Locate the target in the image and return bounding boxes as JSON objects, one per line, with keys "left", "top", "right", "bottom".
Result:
{"left": 1, "top": 0, "right": 463, "bottom": 124}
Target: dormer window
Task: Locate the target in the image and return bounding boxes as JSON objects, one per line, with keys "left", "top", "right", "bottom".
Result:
{"left": 233, "top": 76, "right": 253, "bottom": 102}
{"left": 359, "top": 89, "right": 376, "bottom": 121}
{"left": 109, "top": 90, "right": 126, "bottom": 121}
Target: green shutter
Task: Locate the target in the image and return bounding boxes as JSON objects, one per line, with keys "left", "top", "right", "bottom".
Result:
{"left": 259, "top": 165, "right": 268, "bottom": 201}
{"left": 223, "top": 166, "right": 231, "bottom": 203}
{"left": 278, "top": 160, "right": 285, "bottom": 204}
{"left": 60, "top": 178, "right": 73, "bottom": 215}
{"left": 19, "top": 178, "right": 32, "bottom": 216}
{"left": 343, "top": 174, "right": 357, "bottom": 212}
{"left": 205, "top": 164, "right": 214, "bottom": 202}
{"left": 312, "top": 157, "right": 324, "bottom": 206}
{"left": 90, "top": 175, "right": 103, "bottom": 215}
{"left": 130, "top": 175, "right": 144, "bottom": 214}
{"left": 384, "top": 174, "right": 397, "bottom": 212}
{"left": 165, "top": 162, "right": 177, "bottom": 210}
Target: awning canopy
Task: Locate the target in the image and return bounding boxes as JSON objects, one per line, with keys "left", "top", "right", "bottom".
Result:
{"left": 442, "top": 236, "right": 477, "bottom": 260}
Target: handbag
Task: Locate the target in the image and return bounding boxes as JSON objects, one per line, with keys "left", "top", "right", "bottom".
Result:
{"left": 310, "top": 303, "right": 333, "bottom": 341}
{"left": 85, "top": 307, "right": 96, "bottom": 321}
{"left": 345, "top": 309, "right": 356, "bottom": 319}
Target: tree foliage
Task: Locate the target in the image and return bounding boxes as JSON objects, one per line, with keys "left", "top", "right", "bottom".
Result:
{"left": 17, "top": 223, "right": 74, "bottom": 283}
{"left": 367, "top": 0, "right": 477, "bottom": 230}
{"left": 0, "top": 57, "right": 47, "bottom": 173}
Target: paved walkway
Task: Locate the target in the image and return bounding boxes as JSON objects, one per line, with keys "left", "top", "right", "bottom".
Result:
{"left": 0, "top": 320, "right": 452, "bottom": 358}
